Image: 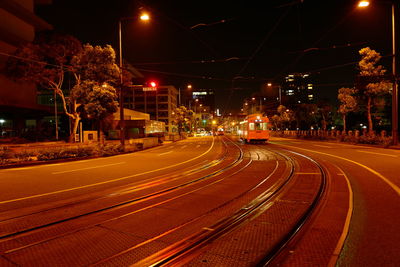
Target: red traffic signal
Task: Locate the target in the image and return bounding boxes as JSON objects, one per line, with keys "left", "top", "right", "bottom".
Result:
{"left": 149, "top": 81, "right": 157, "bottom": 88}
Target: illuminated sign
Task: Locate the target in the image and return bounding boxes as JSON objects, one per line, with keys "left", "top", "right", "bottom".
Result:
{"left": 143, "top": 87, "right": 157, "bottom": 91}
{"left": 193, "top": 92, "right": 207, "bottom": 96}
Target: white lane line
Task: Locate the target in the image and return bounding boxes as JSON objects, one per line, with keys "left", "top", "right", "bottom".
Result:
{"left": 328, "top": 167, "right": 354, "bottom": 267}
{"left": 313, "top": 144, "right": 333, "bottom": 148}
{"left": 356, "top": 150, "right": 398, "bottom": 158}
{"left": 196, "top": 145, "right": 201, "bottom": 148}
{"left": 181, "top": 145, "right": 187, "bottom": 149}
{"left": 158, "top": 151, "right": 173, "bottom": 156}
{"left": 52, "top": 162, "right": 126, "bottom": 174}
{"left": 0, "top": 137, "right": 216, "bottom": 205}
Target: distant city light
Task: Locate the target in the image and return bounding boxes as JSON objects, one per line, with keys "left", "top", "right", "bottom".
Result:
{"left": 0, "top": 119, "right": 5, "bottom": 124}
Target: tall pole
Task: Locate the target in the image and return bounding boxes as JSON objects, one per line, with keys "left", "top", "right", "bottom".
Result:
{"left": 392, "top": 3, "right": 398, "bottom": 145}
{"left": 178, "top": 87, "right": 181, "bottom": 106}
{"left": 54, "top": 90, "right": 58, "bottom": 140}
{"left": 118, "top": 20, "right": 125, "bottom": 150}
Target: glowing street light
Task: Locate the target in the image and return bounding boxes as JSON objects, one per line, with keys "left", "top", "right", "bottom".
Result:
{"left": 358, "top": 1, "right": 370, "bottom": 7}
{"left": 140, "top": 12, "right": 150, "bottom": 21}
{"left": 358, "top": 0, "right": 398, "bottom": 144}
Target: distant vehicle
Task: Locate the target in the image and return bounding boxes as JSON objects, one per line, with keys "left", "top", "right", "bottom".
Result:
{"left": 238, "top": 114, "right": 270, "bottom": 143}
{"left": 216, "top": 127, "right": 224, "bottom": 136}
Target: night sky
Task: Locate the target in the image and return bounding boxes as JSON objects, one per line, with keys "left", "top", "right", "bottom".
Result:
{"left": 36, "top": 0, "right": 396, "bottom": 113}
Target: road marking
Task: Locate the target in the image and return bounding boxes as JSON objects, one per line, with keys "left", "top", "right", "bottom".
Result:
{"left": 0, "top": 137, "right": 215, "bottom": 205}
{"left": 52, "top": 162, "right": 126, "bottom": 174}
{"left": 313, "top": 144, "right": 333, "bottom": 148}
{"left": 279, "top": 144, "right": 400, "bottom": 196}
{"left": 196, "top": 145, "right": 200, "bottom": 148}
{"left": 356, "top": 150, "right": 398, "bottom": 158}
{"left": 296, "top": 172, "right": 321, "bottom": 175}
{"left": 181, "top": 145, "right": 187, "bottom": 149}
{"left": 157, "top": 151, "right": 173, "bottom": 156}
{"left": 328, "top": 167, "right": 354, "bottom": 267}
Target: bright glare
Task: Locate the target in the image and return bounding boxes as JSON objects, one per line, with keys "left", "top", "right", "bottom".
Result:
{"left": 267, "top": 83, "right": 272, "bottom": 87}
{"left": 150, "top": 81, "right": 157, "bottom": 87}
{"left": 358, "top": 1, "right": 369, "bottom": 7}
{"left": 140, "top": 13, "right": 150, "bottom": 21}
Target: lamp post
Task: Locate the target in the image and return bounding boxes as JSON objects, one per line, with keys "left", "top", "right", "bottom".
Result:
{"left": 118, "top": 12, "right": 150, "bottom": 150}
{"left": 358, "top": 0, "right": 398, "bottom": 144}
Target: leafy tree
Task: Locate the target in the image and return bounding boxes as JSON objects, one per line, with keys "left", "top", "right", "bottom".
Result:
{"left": 70, "top": 44, "right": 120, "bottom": 141}
{"left": 358, "top": 47, "right": 392, "bottom": 133}
{"left": 277, "top": 105, "right": 295, "bottom": 130}
{"left": 317, "top": 100, "right": 333, "bottom": 132}
{"left": 7, "top": 37, "right": 122, "bottom": 142}
{"left": 173, "top": 106, "right": 194, "bottom": 134}
{"left": 338, "top": 87, "right": 357, "bottom": 132}
{"left": 6, "top": 33, "right": 82, "bottom": 140}
{"left": 294, "top": 103, "right": 317, "bottom": 130}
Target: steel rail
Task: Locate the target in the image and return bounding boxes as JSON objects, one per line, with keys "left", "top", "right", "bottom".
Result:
{"left": 130, "top": 148, "right": 296, "bottom": 267}
{"left": 258, "top": 148, "right": 328, "bottom": 266}
{"left": 0, "top": 138, "right": 246, "bottom": 253}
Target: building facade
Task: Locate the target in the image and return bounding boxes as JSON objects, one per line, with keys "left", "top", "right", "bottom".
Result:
{"left": 281, "top": 73, "right": 315, "bottom": 107}
{"left": 124, "top": 85, "right": 178, "bottom": 134}
{"left": 0, "top": 0, "right": 53, "bottom": 139}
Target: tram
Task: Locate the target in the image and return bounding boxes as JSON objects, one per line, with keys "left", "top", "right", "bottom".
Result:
{"left": 238, "top": 114, "right": 270, "bottom": 143}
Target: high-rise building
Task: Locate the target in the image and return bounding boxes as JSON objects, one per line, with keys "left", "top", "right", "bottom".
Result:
{"left": 190, "top": 88, "right": 215, "bottom": 112}
{"left": 281, "top": 73, "right": 315, "bottom": 106}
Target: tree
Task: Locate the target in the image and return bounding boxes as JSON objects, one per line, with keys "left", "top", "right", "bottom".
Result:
{"left": 358, "top": 47, "right": 392, "bottom": 133}
{"left": 70, "top": 44, "right": 120, "bottom": 141}
{"left": 338, "top": 87, "right": 357, "bottom": 132}
{"left": 173, "top": 106, "right": 194, "bottom": 134}
{"left": 277, "top": 105, "right": 295, "bottom": 130}
{"left": 317, "top": 100, "right": 333, "bottom": 132}
{"left": 294, "top": 103, "right": 317, "bottom": 130}
{"left": 6, "top": 33, "right": 82, "bottom": 140}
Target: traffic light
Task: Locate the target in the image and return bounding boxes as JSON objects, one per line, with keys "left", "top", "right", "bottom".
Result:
{"left": 149, "top": 81, "right": 157, "bottom": 88}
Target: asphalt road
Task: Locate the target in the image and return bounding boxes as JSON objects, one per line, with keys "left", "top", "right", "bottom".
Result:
{"left": 269, "top": 137, "right": 400, "bottom": 267}
{"left": 0, "top": 136, "right": 399, "bottom": 266}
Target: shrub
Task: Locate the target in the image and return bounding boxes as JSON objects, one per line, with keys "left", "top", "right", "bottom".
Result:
{"left": 0, "top": 147, "right": 13, "bottom": 163}
{"left": 99, "top": 143, "right": 123, "bottom": 156}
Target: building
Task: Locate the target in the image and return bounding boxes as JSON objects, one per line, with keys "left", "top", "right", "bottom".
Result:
{"left": 124, "top": 85, "right": 178, "bottom": 134}
{"left": 190, "top": 88, "right": 215, "bottom": 112}
{"left": 0, "top": 0, "right": 53, "bottom": 139}
{"left": 281, "top": 73, "right": 315, "bottom": 107}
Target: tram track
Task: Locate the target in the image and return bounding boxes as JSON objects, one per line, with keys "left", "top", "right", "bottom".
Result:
{"left": 129, "top": 144, "right": 329, "bottom": 267}
{"left": 257, "top": 148, "right": 328, "bottom": 266}
{"left": 0, "top": 138, "right": 331, "bottom": 266}
{"left": 0, "top": 138, "right": 248, "bottom": 256}
{"left": 95, "top": 144, "right": 295, "bottom": 266}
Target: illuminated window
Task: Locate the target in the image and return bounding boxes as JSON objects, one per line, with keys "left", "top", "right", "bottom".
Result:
{"left": 262, "top": 122, "right": 268, "bottom": 130}
{"left": 308, "top": 84, "right": 313, "bottom": 89}
{"left": 249, "top": 123, "right": 255, "bottom": 130}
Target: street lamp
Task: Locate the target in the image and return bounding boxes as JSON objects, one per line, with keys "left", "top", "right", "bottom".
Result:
{"left": 118, "top": 11, "right": 150, "bottom": 150}
{"left": 358, "top": 0, "right": 398, "bottom": 144}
